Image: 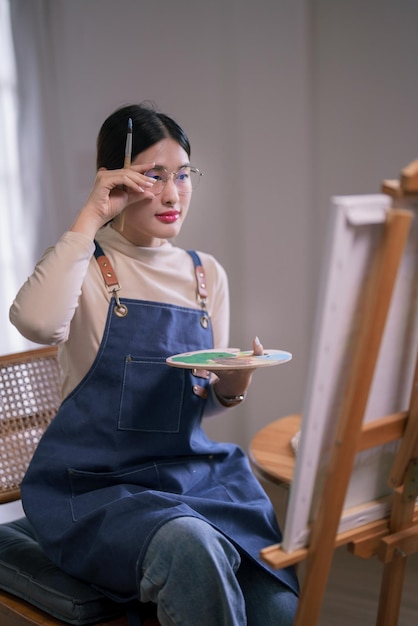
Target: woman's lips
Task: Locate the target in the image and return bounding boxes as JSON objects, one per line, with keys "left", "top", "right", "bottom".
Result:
{"left": 156, "top": 210, "right": 180, "bottom": 224}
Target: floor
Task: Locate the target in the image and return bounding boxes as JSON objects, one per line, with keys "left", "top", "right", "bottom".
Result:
{"left": 317, "top": 548, "right": 418, "bottom": 625}
{"left": 261, "top": 479, "right": 418, "bottom": 625}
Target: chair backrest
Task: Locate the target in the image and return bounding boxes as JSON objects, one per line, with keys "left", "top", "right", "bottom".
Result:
{"left": 0, "top": 347, "right": 61, "bottom": 504}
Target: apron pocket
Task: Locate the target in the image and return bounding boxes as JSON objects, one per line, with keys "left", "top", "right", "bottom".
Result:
{"left": 68, "top": 464, "right": 159, "bottom": 520}
{"left": 118, "top": 355, "right": 185, "bottom": 432}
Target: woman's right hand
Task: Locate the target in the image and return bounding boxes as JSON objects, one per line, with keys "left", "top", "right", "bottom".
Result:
{"left": 70, "top": 164, "right": 156, "bottom": 239}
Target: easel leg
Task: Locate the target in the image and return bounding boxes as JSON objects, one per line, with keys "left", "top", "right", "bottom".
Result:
{"left": 293, "top": 550, "right": 332, "bottom": 626}
{"left": 376, "top": 556, "right": 407, "bottom": 626}
{"left": 376, "top": 487, "right": 417, "bottom": 625}
{"left": 376, "top": 357, "right": 418, "bottom": 625}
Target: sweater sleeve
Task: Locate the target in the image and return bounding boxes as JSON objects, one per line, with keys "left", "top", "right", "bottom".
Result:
{"left": 9, "top": 232, "right": 95, "bottom": 345}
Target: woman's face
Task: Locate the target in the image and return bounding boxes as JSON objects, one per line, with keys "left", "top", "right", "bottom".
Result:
{"left": 116, "top": 137, "right": 193, "bottom": 247}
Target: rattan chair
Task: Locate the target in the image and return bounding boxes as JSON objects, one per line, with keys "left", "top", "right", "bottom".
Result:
{"left": 0, "top": 347, "right": 159, "bottom": 626}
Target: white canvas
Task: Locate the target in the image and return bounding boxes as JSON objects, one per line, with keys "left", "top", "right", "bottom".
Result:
{"left": 282, "top": 194, "right": 418, "bottom": 552}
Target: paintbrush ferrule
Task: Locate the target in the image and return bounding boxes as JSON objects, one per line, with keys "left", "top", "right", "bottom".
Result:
{"left": 124, "top": 117, "right": 133, "bottom": 168}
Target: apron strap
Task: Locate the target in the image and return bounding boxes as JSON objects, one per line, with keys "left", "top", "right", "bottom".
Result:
{"left": 93, "top": 243, "right": 209, "bottom": 305}
{"left": 93, "top": 241, "right": 127, "bottom": 317}
{"left": 93, "top": 242, "right": 209, "bottom": 323}
{"left": 186, "top": 250, "right": 208, "bottom": 302}
{"left": 94, "top": 241, "right": 120, "bottom": 291}
{"left": 187, "top": 250, "right": 210, "bottom": 329}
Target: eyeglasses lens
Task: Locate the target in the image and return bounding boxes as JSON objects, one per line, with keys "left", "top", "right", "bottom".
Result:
{"left": 145, "top": 167, "right": 201, "bottom": 195}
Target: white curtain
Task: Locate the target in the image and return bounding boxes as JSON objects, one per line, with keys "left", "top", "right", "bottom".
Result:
{"left": 9, "top": 0, "right": 66, "bottom": 251}
{"left": 0, "top": 0, "right": 33, "bottom": 354}
{"left": 1, "top": 0, "right": 67, "bottom": 355}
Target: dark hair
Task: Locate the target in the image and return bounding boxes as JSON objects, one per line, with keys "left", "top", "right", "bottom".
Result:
{"left": 96, "top": 103, "right": 191, "bottom": 170}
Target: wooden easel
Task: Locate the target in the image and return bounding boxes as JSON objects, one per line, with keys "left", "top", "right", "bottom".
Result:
{"left": 251, "top": 161, "right": 418, "bottom": 626}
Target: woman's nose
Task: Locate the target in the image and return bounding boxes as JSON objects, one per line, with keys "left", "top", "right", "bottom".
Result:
{"left": 161, "top": 175, "right": 180, "bottom": 202}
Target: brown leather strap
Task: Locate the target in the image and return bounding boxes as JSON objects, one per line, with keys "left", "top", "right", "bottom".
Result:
{"left": 192, "top": 384, "right": 208, "bottom": 399}
{"left": 194, "top": 264, "right": 208, "bottom": 300}
{"left": 96, "top": 254, "right": 120, "bottom": 291}
{"left": 96, "top": 251, "right": 207, "bottom": 300}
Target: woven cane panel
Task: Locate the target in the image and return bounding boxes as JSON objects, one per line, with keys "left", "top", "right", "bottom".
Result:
{"left": 0, "top": 351, "right": 61, "bottom": 500}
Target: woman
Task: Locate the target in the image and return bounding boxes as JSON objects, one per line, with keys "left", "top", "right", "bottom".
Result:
{"left": 10, "top": 103, "right": 299, "bottom": 625}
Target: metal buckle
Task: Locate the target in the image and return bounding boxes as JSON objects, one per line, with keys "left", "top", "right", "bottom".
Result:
{"left": 112, "top": 287, "right": 128, "bottom": 317}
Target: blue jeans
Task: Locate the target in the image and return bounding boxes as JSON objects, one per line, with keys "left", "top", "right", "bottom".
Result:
{"left": 139, "top": 517, "right": 298, "bottom": 626}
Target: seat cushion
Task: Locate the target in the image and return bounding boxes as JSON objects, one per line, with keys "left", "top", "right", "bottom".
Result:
{"left": 0, "top": 516, "right": 125, "bottom": 625}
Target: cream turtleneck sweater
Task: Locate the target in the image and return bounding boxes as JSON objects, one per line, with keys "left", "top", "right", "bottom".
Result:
{"left": 10, "top": 225, "right": 229, "bottom": 409}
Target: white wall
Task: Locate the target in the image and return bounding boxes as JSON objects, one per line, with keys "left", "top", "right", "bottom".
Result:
{"left": 313, "top": 0, "right": 418, "bottom": 240}
{"left": 5, "top": 0, "right": 418, "bottom": 458}
{"left": 57, "top": 1, "right": 314, "bottom": 451}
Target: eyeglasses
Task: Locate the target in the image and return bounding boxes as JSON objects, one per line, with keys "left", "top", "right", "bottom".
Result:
{"left": 144, "top": 165, "right": 202, "bottom": 195}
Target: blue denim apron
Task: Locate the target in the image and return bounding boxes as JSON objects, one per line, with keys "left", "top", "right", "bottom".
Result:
{"left": 21, "top": 246, "right": 298, "bottom": 601}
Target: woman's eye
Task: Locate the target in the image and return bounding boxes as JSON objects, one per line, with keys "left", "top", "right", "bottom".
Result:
{"left": 146, "top": 169, "right": 164, "bottom": 181}
{"left": 176, "top": 169, "right": 190, "bottom": 182}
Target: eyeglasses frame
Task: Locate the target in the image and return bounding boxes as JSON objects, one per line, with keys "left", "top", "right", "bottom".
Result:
{"left": 144, "top": 165, "right": 203, "bottom": 195}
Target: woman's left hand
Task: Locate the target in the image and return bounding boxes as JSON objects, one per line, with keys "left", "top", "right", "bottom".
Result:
{"left": 212, "top": 336, "right": 263, "bottom": 404}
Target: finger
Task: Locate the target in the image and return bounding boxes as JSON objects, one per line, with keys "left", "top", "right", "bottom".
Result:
{"left": 130, "top": 161, "right": 155, "bottom": 174}
{"left": 119, "top": 171, "right": 154, "bottom": 193}
{"left": 98, "top": 167, "right": 155, "bottom": 193}
{"left": 252, "top": 336, "right": 264, "bottom": 356}
{"left": 130, "top": 162, "right": 156, "bottom": 180}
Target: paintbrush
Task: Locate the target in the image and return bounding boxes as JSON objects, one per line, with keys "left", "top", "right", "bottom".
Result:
{"left": 119, "top": 117, "right": 133, "bottom": 232}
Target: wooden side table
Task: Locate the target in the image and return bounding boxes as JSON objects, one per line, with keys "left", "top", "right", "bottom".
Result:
{"left": 249, "top": 414, "right": 301, "bottom": 485}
